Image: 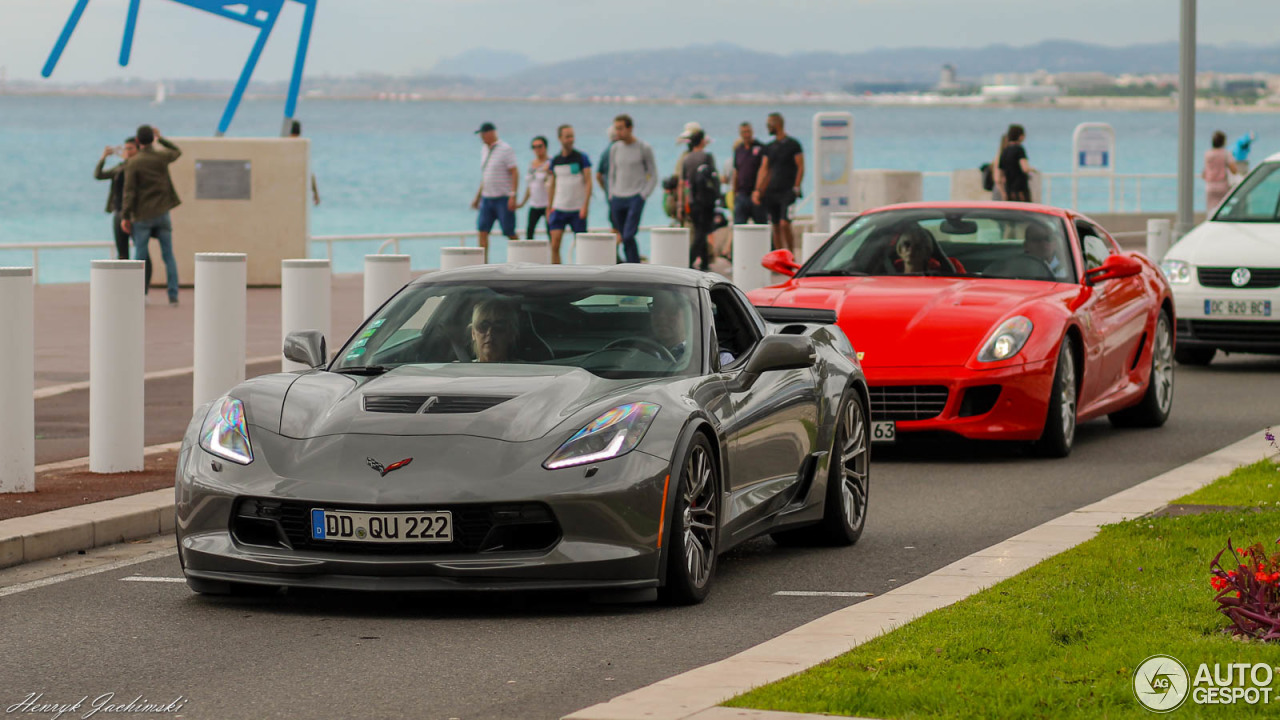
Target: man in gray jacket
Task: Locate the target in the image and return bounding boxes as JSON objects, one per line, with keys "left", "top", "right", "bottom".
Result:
{"left": 607, "top": 114, "right": 657, "bottom": 263}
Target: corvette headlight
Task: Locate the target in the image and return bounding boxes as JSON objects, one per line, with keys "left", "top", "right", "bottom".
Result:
{"left": 544, "top": 403, "right": 660, "bottom": 470}
{"left": 978, "top": 316, "right": 1033, "bottom": 363}
{"left": 1160, "top": 259, "right": 1192, "bottom": 284}
{"left": 198, "top": 396, "right": 253, "bottom": 465}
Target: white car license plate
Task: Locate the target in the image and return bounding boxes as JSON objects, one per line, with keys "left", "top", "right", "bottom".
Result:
{"left": 310, "top": 509, "right": 452, "bottom": 543}
{"left": 1204, "top": 299, "right": 1271, "bottom": 318}
{"left": 871, "top": 421, "right": 896, "bottom": 443}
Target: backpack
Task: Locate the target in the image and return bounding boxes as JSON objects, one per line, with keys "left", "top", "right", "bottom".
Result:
{"left": 689, "top": 162, "right": 722, "bottom": 210}
{"left": 980, "top": 163, "right": 994, "bottom": 192}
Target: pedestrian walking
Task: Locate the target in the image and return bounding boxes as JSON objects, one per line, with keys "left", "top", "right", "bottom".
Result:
{"left": 597, "top": 125, "right": 618, "bottom": 198}
{"left": 998, "top": 124, "right": 1036, "bottom": 203}
{"left": 607, "top": 114, "right": 658, "bottom": 263}
{"left": 518, "top": 135, "right": 551, "bottom": 239}
{"left": 94, "top": 137, "right": 153, "bottom": 285}
{"left": 545, "top": 124, "right": 592, "bottom": 264}
{"left": 471, "top": 122, "right": 519, "bottom": 260}
{"left": 753, "top": 112, "right": 804, "bottom": 252}
{"left": 1203, "top": 130, "right": 1239, "bottom": 212}
{"left": 289, "top": 120, "right": 320, "bottom": 206}
{"left": 988, "top": 132, "right": 1007, "bottom": 201}
{"left": 120, "top": 125, "right": 182, "bottom": 305}
{"left": 728, "top": 121, "right": 767, "bottom": 224}
{"left": 679, "top": 130, "right": 720, "bottom": 270}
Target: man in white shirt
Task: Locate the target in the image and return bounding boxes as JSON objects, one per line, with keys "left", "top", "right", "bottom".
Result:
{"left": 470, "top": 122, "right": 519, "bottom": 261}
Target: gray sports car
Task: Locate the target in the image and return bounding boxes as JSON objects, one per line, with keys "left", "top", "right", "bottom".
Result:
{"left": 176, "top": 265, "right": 870, "bottom": 604}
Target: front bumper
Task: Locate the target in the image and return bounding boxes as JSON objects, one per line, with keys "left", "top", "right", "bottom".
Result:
{"left": 866, "top": 359, "right": 1056, "bottom": 441}
{"left": 1172, "top": 284, "right": 1280, "bottom": 353}
{"left": 176, "top": 429, "right": 672, "bottom": 591}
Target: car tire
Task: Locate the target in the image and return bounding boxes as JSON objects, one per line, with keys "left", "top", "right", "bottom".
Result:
{"left": 771, "top": 390, "right": 869, "bottom": 547}
{"left": 1032, "top": 335, "right": 1077, "bottom": 458}
{"left": 1174, "top": 346, "right": 1216, "bottom": 366}
{"left": 660, "top": 433, "right": 719, "bottom": 606}
{"left": 1110, "top": 310, "right": 1174, "bottom": 428}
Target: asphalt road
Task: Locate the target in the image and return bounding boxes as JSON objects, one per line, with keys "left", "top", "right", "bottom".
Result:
{"left": 4, "top": 354, "right": 1278, "bottom": 720}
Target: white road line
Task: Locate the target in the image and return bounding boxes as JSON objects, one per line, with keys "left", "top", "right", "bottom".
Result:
{"left": 120, "top": 576, "right": 186, "bottom": 583}
{"left": 0, "top": 549, "right": 177, "bottom": 598}
{"left": 34, "top": 354, "right": 280, "bottom": 400}
{"left": 773, "top": 590, "right": 873, "bottom": 598}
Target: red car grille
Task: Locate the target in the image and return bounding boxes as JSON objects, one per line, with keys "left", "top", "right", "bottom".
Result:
{"left": 869, "top": 385, "right": 949, "bottom": 421}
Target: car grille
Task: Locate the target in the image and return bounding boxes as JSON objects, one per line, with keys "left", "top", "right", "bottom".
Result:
{"left": 362, "top": 395, "right": 514, "bottom": 414}
{"left": 232, "top": 498, "right": 560, "bottom": 555}
{"left": 1197, "top": 267, "right": 1280, "bottom": 289}
{"left": 868, "top": 385, "right": 949, "bottom": 421}
{"left": 1184, "top": 320, "right": 1280, "bottom": 344}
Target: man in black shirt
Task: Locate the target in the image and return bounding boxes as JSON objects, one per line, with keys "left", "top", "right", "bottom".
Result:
{"left": 753, "top": 112, "right": 805, "bottom": 251}
{"left": 999, "top": 123, "right": 1036, "bottom": 202}
{"left": 730, "top": 122, "right": 767, "bottom": 225}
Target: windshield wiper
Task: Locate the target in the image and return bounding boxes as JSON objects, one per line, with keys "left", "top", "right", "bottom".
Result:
{"left": 334, "top": 364, "right": 393, "bottom": 376}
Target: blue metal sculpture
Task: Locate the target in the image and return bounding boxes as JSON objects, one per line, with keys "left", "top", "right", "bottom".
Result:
{"left": 42, "top": 0, "right": 317, "bottom": 136}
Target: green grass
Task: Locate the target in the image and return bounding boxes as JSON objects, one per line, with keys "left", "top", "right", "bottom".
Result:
{"left": 726, "top": 462, "right": 1280, "bottom": 719}
{"left": 1176, "top": 460, "right": 1280, "bottom": 509}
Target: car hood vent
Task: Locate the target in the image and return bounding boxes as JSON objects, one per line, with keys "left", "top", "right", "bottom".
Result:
{"left": 363, "top": 395, "right": 514, "bottom": 414}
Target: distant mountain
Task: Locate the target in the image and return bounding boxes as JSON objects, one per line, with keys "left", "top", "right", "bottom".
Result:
{"left": 431, "top": 49, "right": 534, "bottom": 79}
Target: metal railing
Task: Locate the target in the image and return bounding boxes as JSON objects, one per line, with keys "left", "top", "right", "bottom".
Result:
{"left": 0, "top": 240, "right": 116, "bottom": 283}
{"left": 923, "top": 170, "right": 1190, "bottom": 213}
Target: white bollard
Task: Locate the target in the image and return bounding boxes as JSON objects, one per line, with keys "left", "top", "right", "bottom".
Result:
{"left": 576, "top": 233, "right": 618, "bottom": 265}
{"left": 89, "top": 260, "right": 145, "bottom": 474}
{"left": 731, "top": 225, "right": 772, "bottom": 291}
{"left": 649, "top": 228, "right": 689, "bottom": 268}
{"left": 282, "top": 259, "right": 331, "bottom": 371}
{"left": 1146, "top": 218, "right": 1173, "bottom": 262}
{"left": 193, "top": 253, "right": 247, "bottom": 410}
{"left": 440, "top": 247, "right": 486, "bottom": 271}
{"left": 0, "top": 268, "right": 34, "bottom": 491}
{"left": 801, "top": 232, "right": 830, "bottom": 263}
{"left": 507, "top": 240, "right": 551, "bottom": 264}
{"left": 829, "top": 212, "right": 859, "bottom": 234}
{"left": 363, "top": 254, "right": 411, "bottom": 317}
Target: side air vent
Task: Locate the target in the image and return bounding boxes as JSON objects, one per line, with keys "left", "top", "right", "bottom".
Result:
{"left": 425, "top": 396, "right": 514, "bottom": 414}
{"left": 363, "top": 395, "right": 515, "bottom": 414}
{"left": 363, "top": 395, "right": 432, "bottom": 414}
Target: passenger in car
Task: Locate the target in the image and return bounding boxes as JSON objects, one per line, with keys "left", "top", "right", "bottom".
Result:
{"left": 1023, "top": 224, "right": 1067, "bottom": 279}
{"left": 651, "top": 290, "right": 735, "bottom": 365}
{"left": 469, "top": 298, "right": 520, "bottom": 362}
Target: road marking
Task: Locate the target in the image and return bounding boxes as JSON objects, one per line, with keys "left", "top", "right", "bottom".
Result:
{"left": 773, "top": 590, "right": 874, "bottom": 598}
{"left": 0, "top": 548, "right": 177, "bottom": 598}
{"left": 34, "top": 354, "right": 280, "bottom": 400}
{"left": 121, "top": 576, "right": 186, "bottom": 583}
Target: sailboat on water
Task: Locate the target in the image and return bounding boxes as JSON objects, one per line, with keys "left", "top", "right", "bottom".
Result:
{"left": 152, "top": 81, "right": 166, "bottom": 105}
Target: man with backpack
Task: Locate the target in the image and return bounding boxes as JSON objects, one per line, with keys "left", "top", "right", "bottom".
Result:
{"left": 679, "top": 130, "right": 720, "bottom": 270}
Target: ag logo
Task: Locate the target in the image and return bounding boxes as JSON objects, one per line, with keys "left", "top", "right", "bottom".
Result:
{"left": 1133, "top": 654, "right": 1190, "bottom": 713}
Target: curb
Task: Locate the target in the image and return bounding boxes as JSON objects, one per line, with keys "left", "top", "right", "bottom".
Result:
{"left": 563, "top": 429, "right": 1275, "bottom": 720}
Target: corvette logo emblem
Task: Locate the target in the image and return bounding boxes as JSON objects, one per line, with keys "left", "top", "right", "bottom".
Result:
{"left": 366, "top": 457, "right": 413, "bottom": 477}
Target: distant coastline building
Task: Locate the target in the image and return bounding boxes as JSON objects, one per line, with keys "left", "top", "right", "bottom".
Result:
{"left": 980, "top": 84, "right": 1062, "bottom": 102}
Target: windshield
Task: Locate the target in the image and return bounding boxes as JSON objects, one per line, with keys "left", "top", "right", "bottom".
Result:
{"left": 1214, "top": 162, "right": 1280, "bottom": 222}
{"left": 331, "top": 281, "right": 703, "bottom": 379}
{"left": 803, "top": 208, "right": 1076, "bottom": 282}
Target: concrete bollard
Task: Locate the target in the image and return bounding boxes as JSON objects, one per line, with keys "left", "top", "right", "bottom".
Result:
{"left": 801, "top": 232, "right": 830, "bottom": 263}
{"left": 732, "top": 225, "right": 772, "bottom": 291}
{"left": 194, "top": 253, "right": 247, "bottom": 410}
{"left": 441, "top": 247, "right": 486, "bottom": 271}
{"left": 363, "top": 254, "right": 411, "bottom": 318}
{"left": 576, "top": 233, "right": 618, "bottom": 265}
{"left": 1146, "top": 218, "right": 1173, "bottom": 262}
{"left": 282, "top": 259, "right": 331, "bottom": 372}
{"left": 507, "top": 240, "right": 551, "bottom": 264}
{"left": 0, "top": 268, "right": 34, "bottom": 492}
{"left": 828, "top": 212, "right": 859, "bottom": 234}
{"left": 649, "top": 228, "right": 689, "bottom": 268}
{"left": 89, "top": 260, "right": 145, "bottom": 474}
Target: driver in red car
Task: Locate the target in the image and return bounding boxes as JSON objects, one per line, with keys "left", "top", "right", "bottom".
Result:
{"left": 892, "top": 225, "right": 965, "bottom": 274}
{"left": 1023, "top": 223, "right": 1068, "bottom": 279}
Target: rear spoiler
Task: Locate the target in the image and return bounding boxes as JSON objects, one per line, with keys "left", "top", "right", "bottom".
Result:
{"left": 755, "top": 306, "right": 837, "bottom": 325}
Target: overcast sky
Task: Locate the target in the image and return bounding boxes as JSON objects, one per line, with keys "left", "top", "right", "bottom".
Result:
{"left": 4, "top": 0, "right": 1279, "bottom": 82}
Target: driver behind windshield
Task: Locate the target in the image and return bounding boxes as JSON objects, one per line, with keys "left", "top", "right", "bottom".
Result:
{"left": 469, "top": 298, "right": 519, "bottom": 362}
{"left": 891, "top": 225, "right": 964, "bottom": 274}
{"left": 1023, "top": 223, "right": 1068, "bottom": 279}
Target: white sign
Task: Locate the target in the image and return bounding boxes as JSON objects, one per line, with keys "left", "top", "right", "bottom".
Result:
{"left": 1072, "top": 122, "right": 1115, "bottom": 174}
{"left": 812, "top": 112, "right": 855, "bottom": 235}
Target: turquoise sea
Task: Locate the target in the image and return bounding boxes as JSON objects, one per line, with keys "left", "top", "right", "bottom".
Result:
{"left": 1, "top": 95, "right": 1276, "bottom": 282}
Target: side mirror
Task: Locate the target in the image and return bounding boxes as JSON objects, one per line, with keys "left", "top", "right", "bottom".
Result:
{"left": 745, "top": 334, "right": 816, "bottom": 375}
{"left": 1085, "top": 254, "right": 1143, "bottom": 285}
{"left": 762, "top": 249, "right": 800, "bottom": 277}
{"left": 284, "top": 330, "right": 327, "bottom": 368}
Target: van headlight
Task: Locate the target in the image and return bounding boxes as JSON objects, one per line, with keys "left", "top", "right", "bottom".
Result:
{"left": 544, "top": 403, "right": 660, "bottom": 470}
{"left": 978, "top": 316, "right": 1033, "bottom": 363}
{"left": 199, "top": 396, "right": 254, "bottom": 465}
{"left": 1160, "top": 260, "right": 1192, "bottom": 284}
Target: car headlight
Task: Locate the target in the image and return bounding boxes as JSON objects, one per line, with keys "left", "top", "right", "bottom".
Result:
{"left": 198, "top": 396, "right": 254, "bottom": 465}
{"left": 977, "top": 316, "right": 1033, "bottom": 363}
{"left": 1160, "top": 259, "right": 1192, "bottom": 284}
{"left": 544, "top": 403, "right": 660, "bottom": 470}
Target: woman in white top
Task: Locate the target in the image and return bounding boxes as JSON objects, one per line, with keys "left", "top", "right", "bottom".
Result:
{"left": 519, "top": 135, "right": 551, "bottom": 239}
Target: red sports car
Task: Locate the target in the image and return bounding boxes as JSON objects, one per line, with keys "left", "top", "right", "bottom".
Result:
{"left": 748, "top": 202, "right": 1174, "bottom": 457}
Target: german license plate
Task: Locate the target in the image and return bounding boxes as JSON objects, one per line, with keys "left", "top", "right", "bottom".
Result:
{"left": 871, "top": 421, "right": 896, "bottom": 443}
{"left": 1204, "top": 299, "right": 1271, "bottom": 318}
{"left": 310, "top": 509, "right": 452, "bottom": 543}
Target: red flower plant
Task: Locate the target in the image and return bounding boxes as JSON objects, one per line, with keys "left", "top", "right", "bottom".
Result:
{"left": 1209, "top": 537, "right": 1280, "bottom": 641}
